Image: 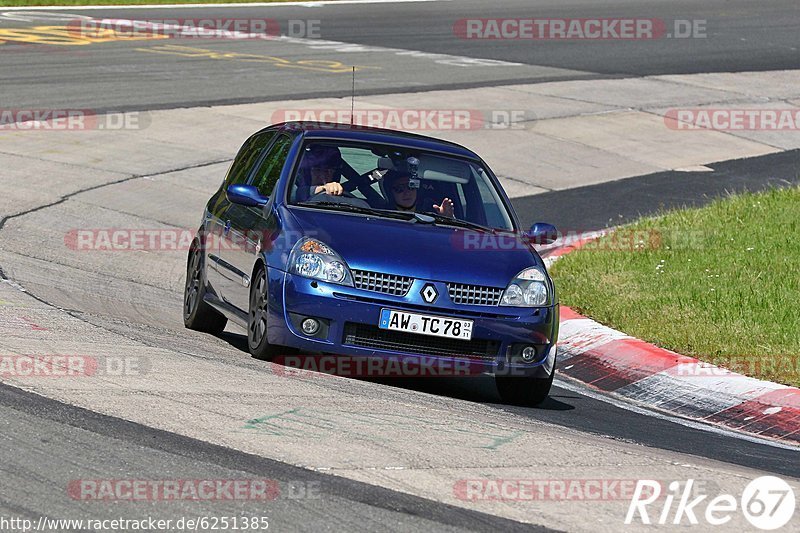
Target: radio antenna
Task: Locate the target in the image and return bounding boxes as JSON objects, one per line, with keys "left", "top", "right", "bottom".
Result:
{"left": 350, "top": 66, "right": 355, "bottom": 126}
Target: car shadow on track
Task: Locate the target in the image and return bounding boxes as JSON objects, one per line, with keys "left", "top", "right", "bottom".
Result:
{"left": 370, "top": 377, "right": 575, "bottom": 412}
{"left": 218, "top": 330, "right": 250, "bottom": 352}
{"left": 218, "top": 331, "right": 575, "bottom": 411}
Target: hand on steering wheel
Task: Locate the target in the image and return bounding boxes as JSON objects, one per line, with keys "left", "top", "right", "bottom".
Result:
{"left": 315, "top": 182, "right": 344, "bottom": 196}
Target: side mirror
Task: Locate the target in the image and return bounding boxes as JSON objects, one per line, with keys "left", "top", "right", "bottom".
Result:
{"left": 526, "top": 222, "right": 559, "bottom": 245}
{"left": 226, "top": 184, "right": 268, "bottom": 208}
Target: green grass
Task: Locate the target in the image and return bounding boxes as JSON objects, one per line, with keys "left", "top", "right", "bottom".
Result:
{"left": 0, "top": 0, "right": 305, "bottom": 5}
{"left": 550, "top": 186, "right": 800, "bottom": 387}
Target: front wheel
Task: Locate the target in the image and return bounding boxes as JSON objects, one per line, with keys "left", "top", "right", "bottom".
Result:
{"left": 248, "top": 266, "right": 282, "bottom": 361}
{"left": 495, "top": 372, "right": 554, "bottom": 407}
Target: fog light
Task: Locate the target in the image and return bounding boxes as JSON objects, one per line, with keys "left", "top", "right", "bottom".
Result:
{"left": 521, "top": 346, "right": 537, "bottom": 362}
{"left": 301, "top": 318, "right": 320, "bottom": 335}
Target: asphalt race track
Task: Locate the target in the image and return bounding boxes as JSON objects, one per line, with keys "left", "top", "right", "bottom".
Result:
{"left": 1, "top": 1, "right": 799, "bottom": 531}
{"left": 1, "top": 0, "right": 799, "bottom": 111}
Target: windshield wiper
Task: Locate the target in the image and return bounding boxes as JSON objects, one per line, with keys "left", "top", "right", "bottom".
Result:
{"left": 297, "top": 202, "right": 497, "bottom": 232}
{"left": 296, "top": 202, "right": 417, "bottom": 221}
{"left": 422, "top": 213, "right": 496, "bottom": 233}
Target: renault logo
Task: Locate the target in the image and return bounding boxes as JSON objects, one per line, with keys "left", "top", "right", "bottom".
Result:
{"left": 420, "top": 284, "right": 438, "bottom": 304}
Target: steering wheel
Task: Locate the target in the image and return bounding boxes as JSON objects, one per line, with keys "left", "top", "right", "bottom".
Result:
{"left": 308, "top": 190, "right": 358, "bottom": 200}
{"left": 305, "top": 191, "right": 372, "bottom": 209}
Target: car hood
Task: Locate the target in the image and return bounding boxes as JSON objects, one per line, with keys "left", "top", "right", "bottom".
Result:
{"left": 290, "top": 207, "right": 542, "bottom": 287}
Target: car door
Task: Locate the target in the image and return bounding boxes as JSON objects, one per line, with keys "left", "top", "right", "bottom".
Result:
{"left": 204, "top": 131, "right": 274, "bottom": 295}
{"left": 218, "top": 133, "right": 293, "bottom": 312}
{"left": 213, "top": 129, "right": 276, "bottom": 303}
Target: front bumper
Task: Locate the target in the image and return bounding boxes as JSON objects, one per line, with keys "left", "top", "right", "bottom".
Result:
{"left": 267, "top": 270, "right": 558, "bottom": 378}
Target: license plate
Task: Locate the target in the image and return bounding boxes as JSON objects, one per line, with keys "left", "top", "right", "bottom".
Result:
{"left": 378, "top": 309, "right": 473, "bottom": 340}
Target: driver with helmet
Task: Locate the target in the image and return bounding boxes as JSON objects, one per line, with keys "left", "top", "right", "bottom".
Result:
{"left": 381, "top": 169, "right": 455, "bottom": 218}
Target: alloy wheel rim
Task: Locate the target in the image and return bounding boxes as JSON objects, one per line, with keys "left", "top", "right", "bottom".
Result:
{"left": 184, "top": 249, "right": 201, "bottom": 317}
{"left": 249, "top": 272, "right": 268, "bottom": 347}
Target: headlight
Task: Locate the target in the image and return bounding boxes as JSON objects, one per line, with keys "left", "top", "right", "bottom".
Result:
{"left": 500, "top": 267, "right": 551, "bottom": 307}
{"left": 288, "top": 238, "right": 353, "bottom": 286}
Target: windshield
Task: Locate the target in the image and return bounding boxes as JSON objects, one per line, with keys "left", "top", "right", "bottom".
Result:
{"left": 289, "top": 140, "right": 515, "bottom": 231}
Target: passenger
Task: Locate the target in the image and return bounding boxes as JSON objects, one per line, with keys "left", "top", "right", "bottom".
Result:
{"left": 382, "top": 170, "right": 455, "bottom": 218}
{"left": 296, "top": 145, "right": 345, "bottom": 201}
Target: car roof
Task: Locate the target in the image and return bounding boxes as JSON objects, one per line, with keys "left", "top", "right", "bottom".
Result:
{"left": 266, "top": 121, "right": 481, "bottom": 160}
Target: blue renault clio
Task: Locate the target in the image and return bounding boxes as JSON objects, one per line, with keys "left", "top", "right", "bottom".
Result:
{"left": 184, "top": 122, "right": 559, "bottom": 405}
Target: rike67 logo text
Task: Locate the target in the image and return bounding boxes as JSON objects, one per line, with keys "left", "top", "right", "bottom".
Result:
{"left": 626, "top": 477, "right": 795, "bottom": 530}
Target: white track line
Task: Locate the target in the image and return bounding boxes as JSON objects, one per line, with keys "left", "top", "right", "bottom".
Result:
{"left": 0, "top": 0, "right": 449, "bottom": 12}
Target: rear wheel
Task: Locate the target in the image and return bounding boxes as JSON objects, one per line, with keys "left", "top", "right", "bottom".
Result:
{"left": 495, "top": 373, "right": 554, "bottom": 407}
{"left": 248, "top": 266, "right": 282, "bottom": 361}
{"left": 183, "top": 242, "right": 227, "bottom": 335}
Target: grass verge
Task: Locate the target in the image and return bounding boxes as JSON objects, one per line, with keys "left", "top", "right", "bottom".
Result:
{"left": 550, "top": 186, "right": 800, "bottom": 387}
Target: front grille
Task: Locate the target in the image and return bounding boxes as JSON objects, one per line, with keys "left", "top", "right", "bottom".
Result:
{"left": 352, "top": 269, "right": 413, "bottom": 297}
{"left": 343, "top": 323, "right": 500, "bottom": 360}
{"left": 448, "top": 283, "right": 504, "bottom": 306}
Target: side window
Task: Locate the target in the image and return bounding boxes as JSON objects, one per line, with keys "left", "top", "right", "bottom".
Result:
{"left": 225, "top": 131, "right": 276, "bottom": 187}
{"left": 474, "top": 171, "right": 512, "bottom": 229}
{"left": 251, "top": 134, "right": 292, "bottom": 197}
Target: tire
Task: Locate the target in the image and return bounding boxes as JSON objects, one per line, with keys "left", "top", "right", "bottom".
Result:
{"left": 495, "top": 372, "right": 554, "bottom": 407}
{"left": 183, "top": 240, "right": 227, "bottom": 335}
{"left": 247, "top": 266, "right": 282, "bottom": 361}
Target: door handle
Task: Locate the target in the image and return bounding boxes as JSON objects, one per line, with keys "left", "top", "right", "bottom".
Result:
{"left": 223, "top": 220, "right": 231, "bottom": 236}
